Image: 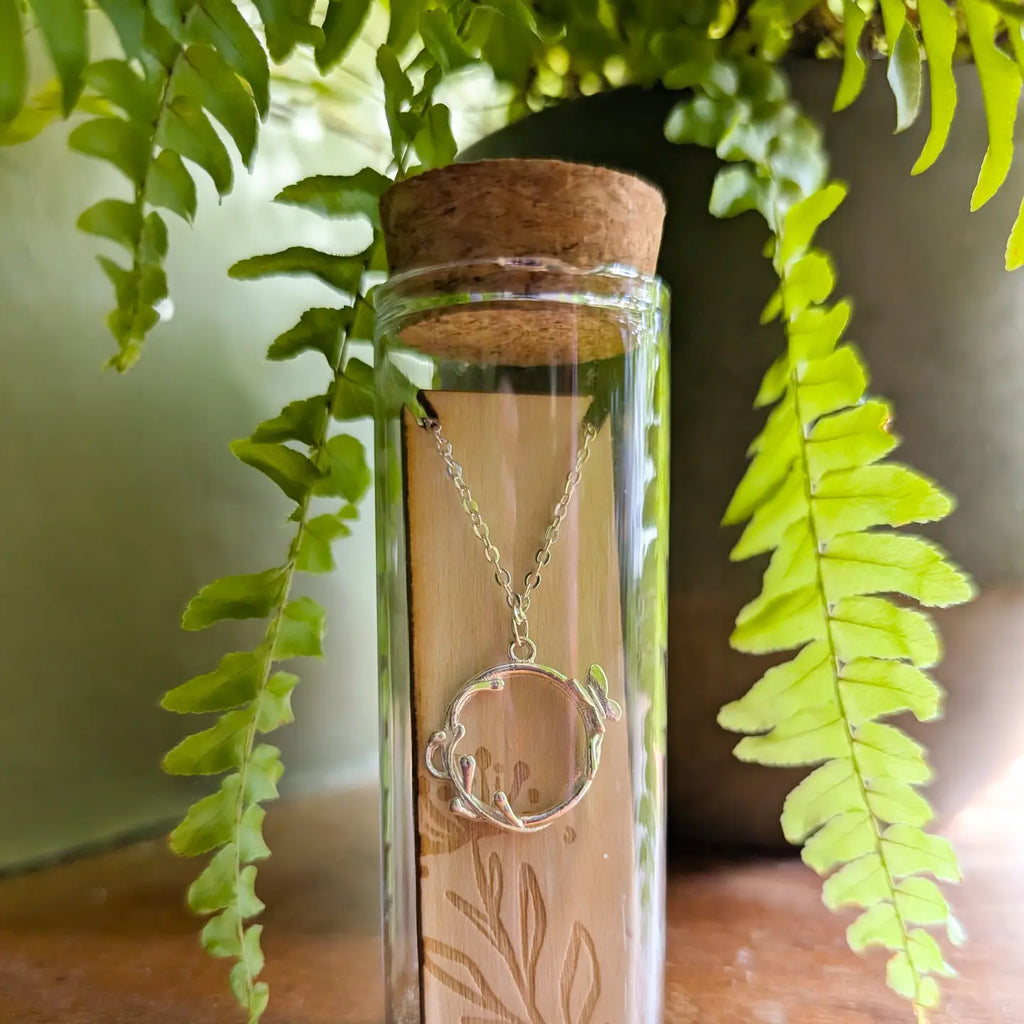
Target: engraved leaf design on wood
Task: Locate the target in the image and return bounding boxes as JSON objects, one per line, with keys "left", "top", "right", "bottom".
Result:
{"left": 421, "top": 781, "right": 472, "bottom": 856}
{"left": 422, "top": 937, "right": 525, "bottom": 1024}
{"left": 560, "top": 923, "right": 602, "bottom": 1024}
{"left": 447, "top": 889, "right": 491, "bottom": 941}
{"left": 519, "top": 863, "right": 548, "bottom": 1008}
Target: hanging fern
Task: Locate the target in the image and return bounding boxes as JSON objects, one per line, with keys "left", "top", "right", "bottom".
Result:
{"left": 158, "top": 3, "right": 543, "bottom": 1013}
{"left": 721, "top": 182, "right": 973, "bottom": 1021}
{"left": 664, "top": 60, "right": 975, "bottom": 1018}
{"left": 160, "top": 167, "right": 385, "bottom": 1021}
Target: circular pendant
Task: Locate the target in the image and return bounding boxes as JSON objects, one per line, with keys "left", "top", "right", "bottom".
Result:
{"left": 425, "top": 661, "right": 622, "bottom": 833}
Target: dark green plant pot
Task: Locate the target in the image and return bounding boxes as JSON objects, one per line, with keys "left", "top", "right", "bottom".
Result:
{"left": 465, "top": 63, "right": 1024, "bottom": 849}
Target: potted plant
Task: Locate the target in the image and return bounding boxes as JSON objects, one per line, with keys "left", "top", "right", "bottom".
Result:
{"left": 1, "top": 0, "right": 1014, "bottom": 1020}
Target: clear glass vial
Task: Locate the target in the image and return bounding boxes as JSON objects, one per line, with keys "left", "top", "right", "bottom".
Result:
{"left": 374, "top": 160, "right": 670, "bottom": 1024}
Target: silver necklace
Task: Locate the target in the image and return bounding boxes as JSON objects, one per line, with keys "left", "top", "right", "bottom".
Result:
{"left": 419, "top": 410, "right": 621, "bottom": 833}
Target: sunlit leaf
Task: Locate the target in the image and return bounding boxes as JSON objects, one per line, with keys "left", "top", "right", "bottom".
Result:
{"left": 834, "top": 0, "right": 868, "bottom": 112}
{"left": 962, "top": 0, "right": 1021, "bottom": 209}
{"left": 914, "top": 0, "right": 958, "bottom": 173}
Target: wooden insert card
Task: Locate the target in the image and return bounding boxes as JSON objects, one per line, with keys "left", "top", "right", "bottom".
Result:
{"left": 404, "top": 391, "right": 636, "bottom": 1024}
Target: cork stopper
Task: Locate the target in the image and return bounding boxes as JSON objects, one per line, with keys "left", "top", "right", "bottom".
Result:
{"left": 378, "top": 159, "right": 666, "bottom": 366}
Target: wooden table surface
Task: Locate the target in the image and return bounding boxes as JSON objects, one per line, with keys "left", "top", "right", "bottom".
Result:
{"left": 0, "top": 777, "right": 1020, "bottom": 1024}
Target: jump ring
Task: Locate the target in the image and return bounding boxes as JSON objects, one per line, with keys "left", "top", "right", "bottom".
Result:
{"left": 509, "top": 637, "right": 537, "bottom": 663}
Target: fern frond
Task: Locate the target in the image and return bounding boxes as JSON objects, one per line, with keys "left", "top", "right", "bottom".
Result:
{"left": 665, "top": 63, "right": 973, "bottom": 1018}
{"left": 721, "top": 182, "right": 974, "bottom": 1019}
{"left": 164, "top": 173, "right": 390, "bottom": 1022}
{"left": 69, "top": 0, "right": 269, "bottom": 369}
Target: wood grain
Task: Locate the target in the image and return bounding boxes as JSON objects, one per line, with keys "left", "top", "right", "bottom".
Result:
{"left": 404, "top": 391, "right": 635, "bottom": 1024}
{"left": 0, "top": 781, "right": 1020, "bottom": 1023}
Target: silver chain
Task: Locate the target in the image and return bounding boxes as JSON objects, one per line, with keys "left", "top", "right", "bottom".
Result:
{"left": 420, "top": 412, "right": 598, "bottom": 664}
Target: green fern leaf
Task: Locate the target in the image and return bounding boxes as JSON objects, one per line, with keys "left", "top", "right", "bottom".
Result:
{"left": 887, "top": 20, "right": 922, "bottom": 132}
{"left": 229, "top": 247, "right": 369, "bottom": 292}
{"left": 802, "top": 810, "right": 875, "bottom": 874}
{"left": 851, "top": 721, "right": 931, "bottom": 784}
{"left": 734, "top": 705, "right": 848, "bottom": 765}
{"left": 709, "top": 164, "right": 768, "bottom": 218}
{"left": 176, "top": 43, "right": 258, "bottom": 167}
{"left": 821, "top": 532, "right": 974, "bottom": 606}
{"left": 718, "top": 174, "right": 972, "bottom": 1018}
{"left": 169, "top": 774, "right": 242, "bottom": 855}
{"left": 276, "top": 170, "right": 392, "bottom": 225}
{"left": 296, "top": 513, "right": 352, "bottom": 573}
{"left": 26, "top": 0, "right": 88, "bottom": 114}
{"left": 866, "top": 777, "right": 935, "bottom": 827}
{"left": 913, "top": 0, "right": 958, "bottom": 173}
{"left": 822, "top": 852, "right": 890, "bottom": 909}
{"left": 268, "top": 307, "right": 352, "bottom": 365}
{"left": 840, "top": 658, "right": 944, "bottom": 725}
{"left": 83, "top": 60, "right": 157, "bottom": 120}
{"left": 0, "top": 0, "right": 27, "bottom": 124}
{"left": 718, "top": 640, "right": 831, "bottom": 732}
{"left": 413, "top": 102, "right": 458, "bottom": 168}
{"left": 317, "top": 0, "right": 372, "bottom": 71}
{"left": 812, "top": 464, "right": 952, "bottom": 538}
{"left": 420, "top": 7, "right": 476, "bottom": 72}
{"left": 478, "top": 0, "right": 553, "bottom": 39}
{"left": 881, "top": 825, "right": 961, "bottom": 882}
{"left": 146, "top": 149, "right": 198, "bottom": 222}
{"left": 835, "top": 0, "right": 868, "bottom": 112}
{"left": 252, "top": 397, "right": 329, "bottom": 448}
{"left": 272, "top": 598, "right": 326, "bottom": 659}
{"left": 69, "top": 116, "right": 150, "bottom": 186}
{"left": 962, "top": 0, "right": 1021, "bottom": 209}
{"left": 1006, "top": 195, "right": 1024, "bottom": 269}
{"left": 77, "top": 198, "right": 143, "bottom": 250}
{"left": 315, "top": 434, "right": 371, "bottom": 502}
{"left": 163, "top": 707, "right": 256, "bottom": 775}
{"left": 231, "top": 440, "right": 323, "bottom": 503}
{"left": 192, "top": 0, "right": 270, "bottom": 117}
{"left": 159, "top": 94, "right": 233, "bottom": 194}
{"left": 830, "top": 596, "right": 940, "bottom": 664}
{"left": 238, "top": 803, "right": 272, "bottom": 861}
{"left": 182, "top": 568, "right": 288, "bottom": 630}
{"left": 162, "top": 651, "right": 263, "bottom": 713}
{"left": 190, "top": 850, "right": 264, "bottom": 919}
{"left": 202, "top": 906, "right": 244, "bottom": 957}
{"left": 255, "top": 672, "right": 298, "bottom": 731}
{"left": 781, "top": 758, "right": 862, "bottom": 843}
{"left": 244, "top": 745, "right": 284, "bottom": 803}
{"left": 781, "top": 250, "right": 836, "bottom": 315}
{"left": 805, "top": 400, "right": 898, "bottom": 476}
{"left": 332, "top": 357, "right": 375, "bottom": 419}
{"left": 94, "top": 0, "right": 145, "bottom": 57}
{"left": 848, "top": 900, "right": 904, "bottom": 950}
{"left": 251, "top": 0, "right": 321, "bottom": 62}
